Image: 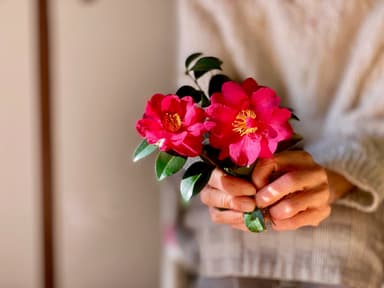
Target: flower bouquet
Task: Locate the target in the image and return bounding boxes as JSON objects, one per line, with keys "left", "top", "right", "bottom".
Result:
{"left": 133, "top": 53, "right": 302, "bottom": 232}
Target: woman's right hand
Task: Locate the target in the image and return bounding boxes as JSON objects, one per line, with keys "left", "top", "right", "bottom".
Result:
{"left": 200, "top": 168, "right": 257, "bottom": 231}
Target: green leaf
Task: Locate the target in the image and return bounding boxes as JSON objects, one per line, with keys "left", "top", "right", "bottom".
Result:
{"left": 208, "top": 74, "right": 231, "bottom": 96}
{"left": 193, "top": 70, "right": 206, "bottom": 79}
{"left": 291, "top": 113, "right": 300, "bottom": 121}
{"left": 223, "top": 165, "right": 254, "bottom": 179}
{"left": 180, "top": 161, "right": 214, "bottom": 203}
{"left": 287, "top": 107, "right": 300, "bottom": 121}
{"left": 176, "top": 85, "right": 203, "bottom": 103}
{"left": 190, "top": 57, "right": 223, "bottom": 79}
{"left": 200, "top": 94, "right": 210, "bottom": 107}
{"left": 155, "top": 152, "right": 186, "bottom": 181}
{"left": 190, "top": 57, "right": 223, "bottom": 71}
{"left": 276, "top": 133, "right": 304, "bottom": 153}
{"left": 185, "top": 52, "right": 203, "bottom": 70}
{"left": 132, "top": 140, "right": 157, "bottom": 162}
{"left": 244, "top": 209, "right": 266, "bottom": 233}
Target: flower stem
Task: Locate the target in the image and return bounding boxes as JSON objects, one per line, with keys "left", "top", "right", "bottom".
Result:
{"left": 199, "top": 152, "right": 219, "bottom": 168}
{"left": 186, "top": 72, "right": 210, "bottom": 104}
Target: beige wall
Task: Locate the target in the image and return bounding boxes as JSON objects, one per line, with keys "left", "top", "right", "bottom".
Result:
{"left": 52, "top": 1, "right": 176, "bottom": 287}
{"left": 0, "top": 1, "right": 41, "bottom": 287}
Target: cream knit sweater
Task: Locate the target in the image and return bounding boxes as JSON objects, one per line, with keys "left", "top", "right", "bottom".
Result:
{"left": 169, "top": 1, "right": 384, "bottom": 287}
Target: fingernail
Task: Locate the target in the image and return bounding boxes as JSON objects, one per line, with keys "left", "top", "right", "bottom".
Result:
{"left": 239, "top": 198, "right": 255, "bottom": 212}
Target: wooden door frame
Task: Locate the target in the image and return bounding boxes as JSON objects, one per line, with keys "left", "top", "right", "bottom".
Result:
{"left": 37, "top": 0, "right": 55, "bottom": 287}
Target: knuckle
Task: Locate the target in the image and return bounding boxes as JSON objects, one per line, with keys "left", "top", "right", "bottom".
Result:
{"left": 210, "top": 210, "right": 220, "bottom": 223}
{"left": 200, "top": 189, "right": 210, "bottom": 205}
{"left": 281, "top": 172, "right": 297, "bottom": 186}
{"left": 315, "top": 166, "right": 328, "bottom": 183}
{"left": 220, "top": 195, "right": 232, "bottom": 209}
{"left": 270, "top": 202, "right": 294, "bottom": 219}
{"left": 300, "top": 151, "right": 313, "bottom": 163}
{"left": 311, "top": 221, "right": 320, "bottom": 227}
{"left": 320, "top": 187, "right": 331, "bottom": 204}
{"left": 209, "top": 168, "right": 223, "bottom": 187}
{"left": 323, "top": 205, "right": 332, "bottom": 217}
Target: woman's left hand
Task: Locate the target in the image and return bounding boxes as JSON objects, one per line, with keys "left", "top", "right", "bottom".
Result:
{"left": 245, "top": 150, "right": 353, "bottom": 231}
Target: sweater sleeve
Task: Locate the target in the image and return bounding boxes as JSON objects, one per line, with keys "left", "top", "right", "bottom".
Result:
{"left": 306, "top": 2, "right": 384, "bottom": 213}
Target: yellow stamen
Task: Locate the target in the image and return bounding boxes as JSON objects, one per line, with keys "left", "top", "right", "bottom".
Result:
{"left": 232, "top": 109, "right": 258, "bottom": 136}
{"left": 162, "top": 113, "right": 182, "bottom": 132}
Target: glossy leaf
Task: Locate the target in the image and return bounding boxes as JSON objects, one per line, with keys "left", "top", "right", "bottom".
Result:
{"left": 180, "top": 161, "right": 214, "bottom": 202}
{"left": 190, "top": 57, "right": 223, "bottom": 79}
{"left": 176, "top": 85, "right": 203, "bottom": 103}
{"left": 193, "top": 70, "right": 206, "bottom": 80}
{"left": 276, "top": 133, "right": 304, "bottom": 153}
{"left": 208, "top": 74, "right": 231, "bottom": 96}
{"left": 287, "top": 107, "right": 300, "bottom": 121}
{"left": 291, "top": 113, "right": 300, "bottom": 121}
{"left": 132, "top": 140, "right": 157, "bottom": 162}
{"left": 185, "top": 52, "right": 203, "bottom": 70}
{"left": 155, "top": 152, "right": 186, "bottom": 181}
{"left": 244, "top": 209, "right": 266, "bottom": 233}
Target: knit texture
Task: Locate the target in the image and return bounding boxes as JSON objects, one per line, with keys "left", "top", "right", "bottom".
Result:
{"left": 169, "top": 1, "right": 384, "bottom": 287}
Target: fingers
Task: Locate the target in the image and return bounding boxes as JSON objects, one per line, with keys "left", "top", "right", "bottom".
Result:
{"left": 231, "top": 223, "right": 249, "bottom": 232}
{"left": 256, "top": 167, "right": 328, "bottom": 208}
{"left": 271, "top": 206, "right": 331, "bottom": 231}
{"left": 269, "top": 184, "right": 330, "bottom": 220}
{"left": 209, "top": 208, "right": 244, "bottom": 225}
{"left": 201, "top": 186, "right": 256, "bottom": 212}
{"left": 252, "top": 151, "right": 315, "bottom": 189}
{"left": 208, "top": 168, "right": 256, "bottom": 196}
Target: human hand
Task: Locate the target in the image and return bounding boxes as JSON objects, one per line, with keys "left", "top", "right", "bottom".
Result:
{"left": 200, "top": 168, "right": 257, "bottom": 229}
{"left": 201, "top": 150, "right": 354, "bottom": 232}
{"left": 251, "top": 151, "right": 332, "bottom": 231}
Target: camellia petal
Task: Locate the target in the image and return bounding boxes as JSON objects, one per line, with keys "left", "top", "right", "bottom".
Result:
{"left": 269, "top": 107, "right": 292, "bottom": 124}
{"left": 258, "top": 137, "right": 274, "bottom": 158}
{"left": 145, "top": 93, "right": 166, "bottom": 118}
{"left": 136, "top": 93, "right": 207, "bottom": 157}
{"left": 241, "top": 78, "right": 259, "bottom": 95}
{"left": 161, "top": 95, "right": 184, "bottom": 115}
{"left": 183, "top": 97, "right": 205, "bottom": 125}
{"left": 205, "top": 103, "right": 238, "bottom": 125}
{"left": 251, "top": 87, "right": 280, "bottom": 112}
{"left": 229, "top": 136, "right": 261, "bottom": 166}
{"left": 221, "top": 81, "right": 250, "bottom": 108}
{"left": 207, "top": 78, "right": 293, "bottom": 166}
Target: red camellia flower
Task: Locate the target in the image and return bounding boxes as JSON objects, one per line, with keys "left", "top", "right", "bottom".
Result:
{"left": 206, "top": 78, "right": 293, "bottom": 166}
{"left": 136, "top": 94, "right": 208, "bottom": 157}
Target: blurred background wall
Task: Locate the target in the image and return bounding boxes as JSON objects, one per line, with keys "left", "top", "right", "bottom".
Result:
{"left": 0, "top": 1, "right": 41, "bottom": 287}
{"left": 1, "top": 0, "right": 176, "bottom": 287}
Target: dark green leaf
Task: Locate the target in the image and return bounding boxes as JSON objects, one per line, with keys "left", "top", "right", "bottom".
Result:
{"left": 200, "top": 94, "right": 210, "bottom": 107}
{"left": 185, "top": 52, "right": 203, "bottom": 70}
{"left": 208, "top": 74, "right": 231, "bottom": 96}
{"left": 132, "top": 140, "right": 157, "bottom": 162}
{"left": 287, "top": 107, "right": 300, "bottom": 121}
{"left": 190, "top": 57, "right": 223, "bottom": 71}
{"left": 155, "top": 152, "right": 186, "bottom": 181}
{"left": 180, "top": 161, "right": 215, "bottom": 202}
{"left": 176, "top": 85, "right": 203, "bottom": 103}
{"left": 244, "top": 209, "right": 266, "bottom": 233}
{"left": 291, "top": 113, "right": 300, "bottom": 121}
{"left": 190, "top": 57, "right": 223, "bottom": 79}
{"left": 223, "top": 165, "right": 254, "bottom": 179}
{"left": 276, "top": 133, "right": 304, "bottom": 153}
{"left": 193, "top": 70, "right": 206, "bottom": 79}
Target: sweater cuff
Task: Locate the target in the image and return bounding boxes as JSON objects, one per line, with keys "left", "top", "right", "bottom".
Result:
{"left": 305, "top": 137, "right": 384, "bottom": 213}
